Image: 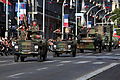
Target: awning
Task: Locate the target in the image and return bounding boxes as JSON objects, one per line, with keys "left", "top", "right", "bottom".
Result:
{"left": 0, "top": 0, "right": 12, "bottom": 5}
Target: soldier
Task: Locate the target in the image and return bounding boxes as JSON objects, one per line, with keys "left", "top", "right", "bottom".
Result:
{"left": 17, "top": 24, "right": 27, "bottom": 40}
{"left": 29, "top": 21, "right": 40, "bottom": 39}
{"left": 29, "top": 20, "right": 39, "bottom": 31}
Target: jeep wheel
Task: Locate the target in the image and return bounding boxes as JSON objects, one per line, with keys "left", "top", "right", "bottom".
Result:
{"left": 20, "top": 56, "right": 25, "bottom": 62}
{"left": 80, "top": 49, "right": 84, "bottom": 53}
{"left": 53, "top": 52, "right": 59, "bottom": 57}
{"left": 72, "top": 52, "right": 76, "bottom": 57}
{"left": 106, "top": 46, "right": 111, "bottom": 52}
{"left": 37, "top": 55, "right": 42, "bottom": 62}
{"left": 43, "top": 54, "right": 47, "bottom": 61}
{"left": 14, "top": 55, "right": 19, "bottom": 62}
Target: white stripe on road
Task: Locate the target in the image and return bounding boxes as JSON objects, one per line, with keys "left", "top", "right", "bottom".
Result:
{"left": 36, "top": 67, "right": 48, "bottom": 71}
{"left": 56, "top": 64, "right": 64, "bottom": 66}
{"left": 74, "top": 61, "right": 91, "bottom": 64}
{"left": 8, "top": 72, "right": 25, "bottom": 78}
{"left": 60, "top": 61, "right": 72, "bottom": 64}
{"left": 105, "top": 53, "right": 113, "bottom": 55}
{"left": 115, "top": 54, "right": 120, "bottom": 56}
{"left": 76, "top": 63, "right": 119, "bottom": 80}
{"left": 92, "top": 62, "right": 105, "bottom": 65}
{"left": 75, "top": 56, "right": 120, "bottom": 60}
{"left": 0, "top": 63, "right": 17, "bottom": 67}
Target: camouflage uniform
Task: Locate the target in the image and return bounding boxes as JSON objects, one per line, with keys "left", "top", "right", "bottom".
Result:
{"left": 30, "top": 25, "right": 39, "bottom": 39}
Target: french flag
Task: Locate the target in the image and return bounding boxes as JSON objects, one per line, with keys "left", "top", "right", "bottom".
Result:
{"left": 64, "top": 14, "right": 69, "bottom": 27}
{"left": 0, "top": 0, "right": 12, "bottom": 5}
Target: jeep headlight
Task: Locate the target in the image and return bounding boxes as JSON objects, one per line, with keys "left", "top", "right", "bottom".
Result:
{"left": 68, "top": 45, "right": 71, "bottom": 48}
{"left": 14, "top": 45, "right": 19, "bottom": 51}
{"left": 15, "top": 45, "right": 18, "bottom": 49}
{"left": 53, "top": 45, "right": 56, "bottom": 49}
{"left": 34, "top": 45, "right": 39, "bottom": 49}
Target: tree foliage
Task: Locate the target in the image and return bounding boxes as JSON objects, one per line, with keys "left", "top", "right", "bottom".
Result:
{"left": 111, "top": 8, "right": 120, "bottom": 25}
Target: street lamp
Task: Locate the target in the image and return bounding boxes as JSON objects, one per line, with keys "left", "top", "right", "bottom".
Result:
{"left": 102, "top": 12, "right": 110, "bottom": 26}
{"left": 86, "top": 4, "right": 101, "bottom": 27}
{"left": 75, "top": 0, "right": 78, "bottom": 40}
{"left": 107, "top": 14, "right": 117, "bottom": 25}
{"left": 5, "top": 0, "right": 9, "bottom": 39}
{"left": 43, "top": 0, "right": 45, "bottom": 39}
{"left": 94, "top": 9, "right": 105, "bottom": 26}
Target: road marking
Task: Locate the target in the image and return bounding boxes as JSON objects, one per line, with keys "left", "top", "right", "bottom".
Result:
{"left": 8, "top": 72, "right": 25, "bottom": 78}
{"left": 0, "top": 63, "right": 17, "bottom": 67}
{"left": 60, "top": 61, "right": 72, "bottom": 64}
{"left": 43, "top": 61, "right": 55, "bottom": 63}
{"left": 76, "top": 63, "right": 119, "bottom": 80}
{"left": 115, "top": 54, "right": 120, "bottom": 56}
{"left": 74, "top": 61, "right": 91, "bottom": 64}
{"left": 92, "top": 62, "right": 105, "bottom": 65}
{"left": 0, "top": 60, "right": 12, "bottom": 63}
{"left": 75, "top": 56, "right": 120, "bottom": 60}
{"left": 85, "top": 53, "right": 93, "bottom": 55}
{"left": 56, "top": 64, "right": 64, "bottom": 66}
{"left": 36, "top": 67, "right": 48, "bottom": 71}
{"left": 105, "top": 53, "right": 113, "bottom": 55}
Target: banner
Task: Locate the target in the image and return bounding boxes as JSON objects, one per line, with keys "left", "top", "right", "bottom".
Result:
{"left": 64, "top": 14, "right": 69, "bottom": 27}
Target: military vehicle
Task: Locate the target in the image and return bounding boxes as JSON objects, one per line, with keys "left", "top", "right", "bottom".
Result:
{"left": 102, "top": 25, "right": 113, "bottom": 52}
{"left": 50, "top": 32, "right": 77, "bottom": 57}
{"left": 77, "top": 28, "right": 102, "bottom": 53}
{"left": 14, "top": 30, "right": 48, "bottom": 62}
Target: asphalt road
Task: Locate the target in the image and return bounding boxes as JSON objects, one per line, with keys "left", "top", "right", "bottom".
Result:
{"left": 0, "top": 49, "right": 120, "bottom": 80}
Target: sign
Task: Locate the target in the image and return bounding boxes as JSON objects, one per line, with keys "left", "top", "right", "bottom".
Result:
{"left": 87, "top": 21, "right": 92, "bottom": 28}
{"left": 64, "top": 14, "right": 69, "bottom": 27}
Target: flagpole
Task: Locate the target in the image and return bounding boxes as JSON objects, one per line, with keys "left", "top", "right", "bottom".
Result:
{"left": 62, "top": 0, "right": 66, "bottom": 40}
{"left": 75, "top": 0, "right": 78, "bottom": 40}
{"left": 5, "top": 0, "right": 8, "bottom": 39}
{"left": 43, "top": 0, "right": 45, "bottom": 39}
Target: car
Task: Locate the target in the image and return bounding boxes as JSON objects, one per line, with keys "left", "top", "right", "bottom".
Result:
{"left": 14, "top": 30, "right": 48, "bottom": 62}
{"left": 77, "top": 28, "right": 102, "bottom": 53}
{"left": 50, "top": 32, "right": 77, "bottom": 57}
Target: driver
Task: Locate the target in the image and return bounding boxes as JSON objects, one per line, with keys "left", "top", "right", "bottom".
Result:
{"left": 29, "top": 20, "right": 40, "bottom": 39}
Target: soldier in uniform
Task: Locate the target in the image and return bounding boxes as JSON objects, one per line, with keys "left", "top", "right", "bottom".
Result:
{"left": 17, "top": 24, "right": 27, "bottom": 40}
{"left": 29, "top": 21, "right": 40, "bottom": 39}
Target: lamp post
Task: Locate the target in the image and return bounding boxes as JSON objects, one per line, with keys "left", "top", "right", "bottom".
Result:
{"left": 61, "top": 0, "right": 66, "bottom": 40}
{"left": 86, "top": 5, "right": 101, "bottom": 27}
{"left": 94, "top": 9, "right": 105, "bottom": 26}
{"left": 102, "top": 12, "right": 110, "bottom": 26}
{"left": 43, "top": 0, "right": 45, "bottom": 39}
{"left": 107, "top": 14, "right": 117, "bottom": 25}
{"left": 5, "top": 0, "right": 9, "bottom": 39}
{"left": 75, "top": 0, "right": 78, "bottom": 40}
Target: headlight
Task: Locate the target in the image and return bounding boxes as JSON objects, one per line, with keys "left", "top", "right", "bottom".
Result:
{"left": 53, "top": 45, "right": 56, "bottom": 48}
{"left": 34, "top": 45, "right": 39, "bottom": 49}
{"left": 68, "top": 45, "right": 71, "bottom": 48}
{"left": 15, "top": 45, "right": 18, "bottom": 49}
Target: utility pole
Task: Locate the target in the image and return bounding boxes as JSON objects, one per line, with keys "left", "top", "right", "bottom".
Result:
{"left": 43, "top": 0, "right": 45, "bottom": 39}
{"left": 5, "top": 0, "right": 8, "bottom": 39}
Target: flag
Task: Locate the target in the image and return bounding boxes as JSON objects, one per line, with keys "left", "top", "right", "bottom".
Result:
{"left": 64, "top": 14, "right": 69, "bottom": 27}
{"left": 0, "top": 0, "right": 12, "bottom": 5}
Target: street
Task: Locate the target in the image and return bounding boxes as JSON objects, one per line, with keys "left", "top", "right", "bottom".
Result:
{"left": 0, "top": 49, "right": 120, "bottom": 80}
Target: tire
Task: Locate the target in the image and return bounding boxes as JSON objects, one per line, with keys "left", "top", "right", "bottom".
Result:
{"left": 43, "top": 47, "right": 47, "bottom": 61}
{"left": 43, "top": 53, "right": 47, "bottom": 61}
{"left": 20, "top": 56, "right": 25, "bottom": 62}
{"left": 80, "top": 49, "right": 84, "bottom": 53}
{"left": 72, "top": 51, "right": 76, "bottom": 57}
{"left": 37, "top": 55, "right": 42, "bottom": 62}
{"left": 14, "top": 55, "right": 19, "bottom": 62}
{"left": 106, "top": 46, "right": 111, "bottom": 52}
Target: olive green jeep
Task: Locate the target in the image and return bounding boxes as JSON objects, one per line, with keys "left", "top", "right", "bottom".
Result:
{"left": 14, "top": 30, "right": 48, "bottom": 62}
